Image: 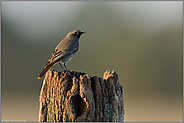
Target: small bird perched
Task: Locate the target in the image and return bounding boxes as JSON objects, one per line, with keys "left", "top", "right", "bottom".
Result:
{"left": 38, "top": 30, "right": 86, "bottom": 79}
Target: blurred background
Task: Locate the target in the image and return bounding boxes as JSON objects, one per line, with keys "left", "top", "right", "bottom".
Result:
{"left": 1, "top": 1, "right": 182, "bottom": 122}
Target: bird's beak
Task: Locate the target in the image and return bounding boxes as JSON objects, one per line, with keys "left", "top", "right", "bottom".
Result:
{"left": 82, "top": 31, "right": 86, "bottom": 34}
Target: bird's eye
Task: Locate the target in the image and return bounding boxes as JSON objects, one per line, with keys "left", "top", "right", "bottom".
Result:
{"left": 74, "top": 32, "right": 77, "bottom": 35}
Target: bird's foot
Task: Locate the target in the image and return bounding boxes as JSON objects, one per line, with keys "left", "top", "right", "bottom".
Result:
{"left": 67, "top": 70, "right": 75, "bottom": 77}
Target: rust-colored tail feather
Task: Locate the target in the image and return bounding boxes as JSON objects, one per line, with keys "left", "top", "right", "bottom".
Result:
{"left": 38, "top": 64, "right": 54, "bottom": 79}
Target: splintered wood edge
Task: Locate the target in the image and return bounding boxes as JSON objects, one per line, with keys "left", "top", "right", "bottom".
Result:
{"left": 38, "top": 69, "right": 124, "bottom": 122}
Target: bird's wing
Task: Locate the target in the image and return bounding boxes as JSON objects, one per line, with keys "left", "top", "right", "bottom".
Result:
{"left": 45, "top": 49, "right": 64, "bottom": 67}
{"left": 38, "top": 49, "right": 64, "bottom": 79}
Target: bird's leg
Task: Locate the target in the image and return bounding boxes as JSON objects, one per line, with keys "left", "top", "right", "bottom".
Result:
{"left": 59, "top": 62, "right": 65, "bottom": 71}
{"left": 64, "top": 63, "right": 72, "bottom": 76}
{"left": 64, "top": 63, "right": 68, "bottom": 71}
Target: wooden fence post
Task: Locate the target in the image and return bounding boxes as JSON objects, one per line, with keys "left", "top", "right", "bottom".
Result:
{"left": 38, "top": 69, "right": 124, "bottom": 122}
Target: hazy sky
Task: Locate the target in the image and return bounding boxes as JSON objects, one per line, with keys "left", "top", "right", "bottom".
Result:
{"left": 2, "top": 1, "right": 182, "bottom": 43}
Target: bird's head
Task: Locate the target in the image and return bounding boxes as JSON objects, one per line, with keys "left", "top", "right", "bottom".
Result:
{"left": 68, "top": 30, "right": 86, "bottom": 39}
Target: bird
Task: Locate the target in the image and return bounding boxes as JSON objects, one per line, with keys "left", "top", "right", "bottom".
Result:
{"left": 38, "top": 30, "right": 86, "bottom": 79}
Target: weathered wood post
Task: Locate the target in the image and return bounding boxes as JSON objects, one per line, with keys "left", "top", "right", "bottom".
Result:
{"left": 38, "top": 69, "right": 124, "bottom": 122}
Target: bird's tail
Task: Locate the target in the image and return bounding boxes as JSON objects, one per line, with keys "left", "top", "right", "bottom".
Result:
{"left": 38, "top": 63, "right": 54, "bottom": 79}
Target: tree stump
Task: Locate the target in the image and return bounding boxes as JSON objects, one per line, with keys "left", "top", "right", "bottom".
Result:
{"left": 38, "top": 69, "right": 124, "bottom": 122}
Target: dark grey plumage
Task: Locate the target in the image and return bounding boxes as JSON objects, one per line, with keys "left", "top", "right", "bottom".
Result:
{"left": 38, "top": 30, "right": 86, "bottom": 79}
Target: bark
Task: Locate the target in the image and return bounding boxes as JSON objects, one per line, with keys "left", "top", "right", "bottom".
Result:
{"left": 38, "top": 69, "right": 124, "bottom": 122}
